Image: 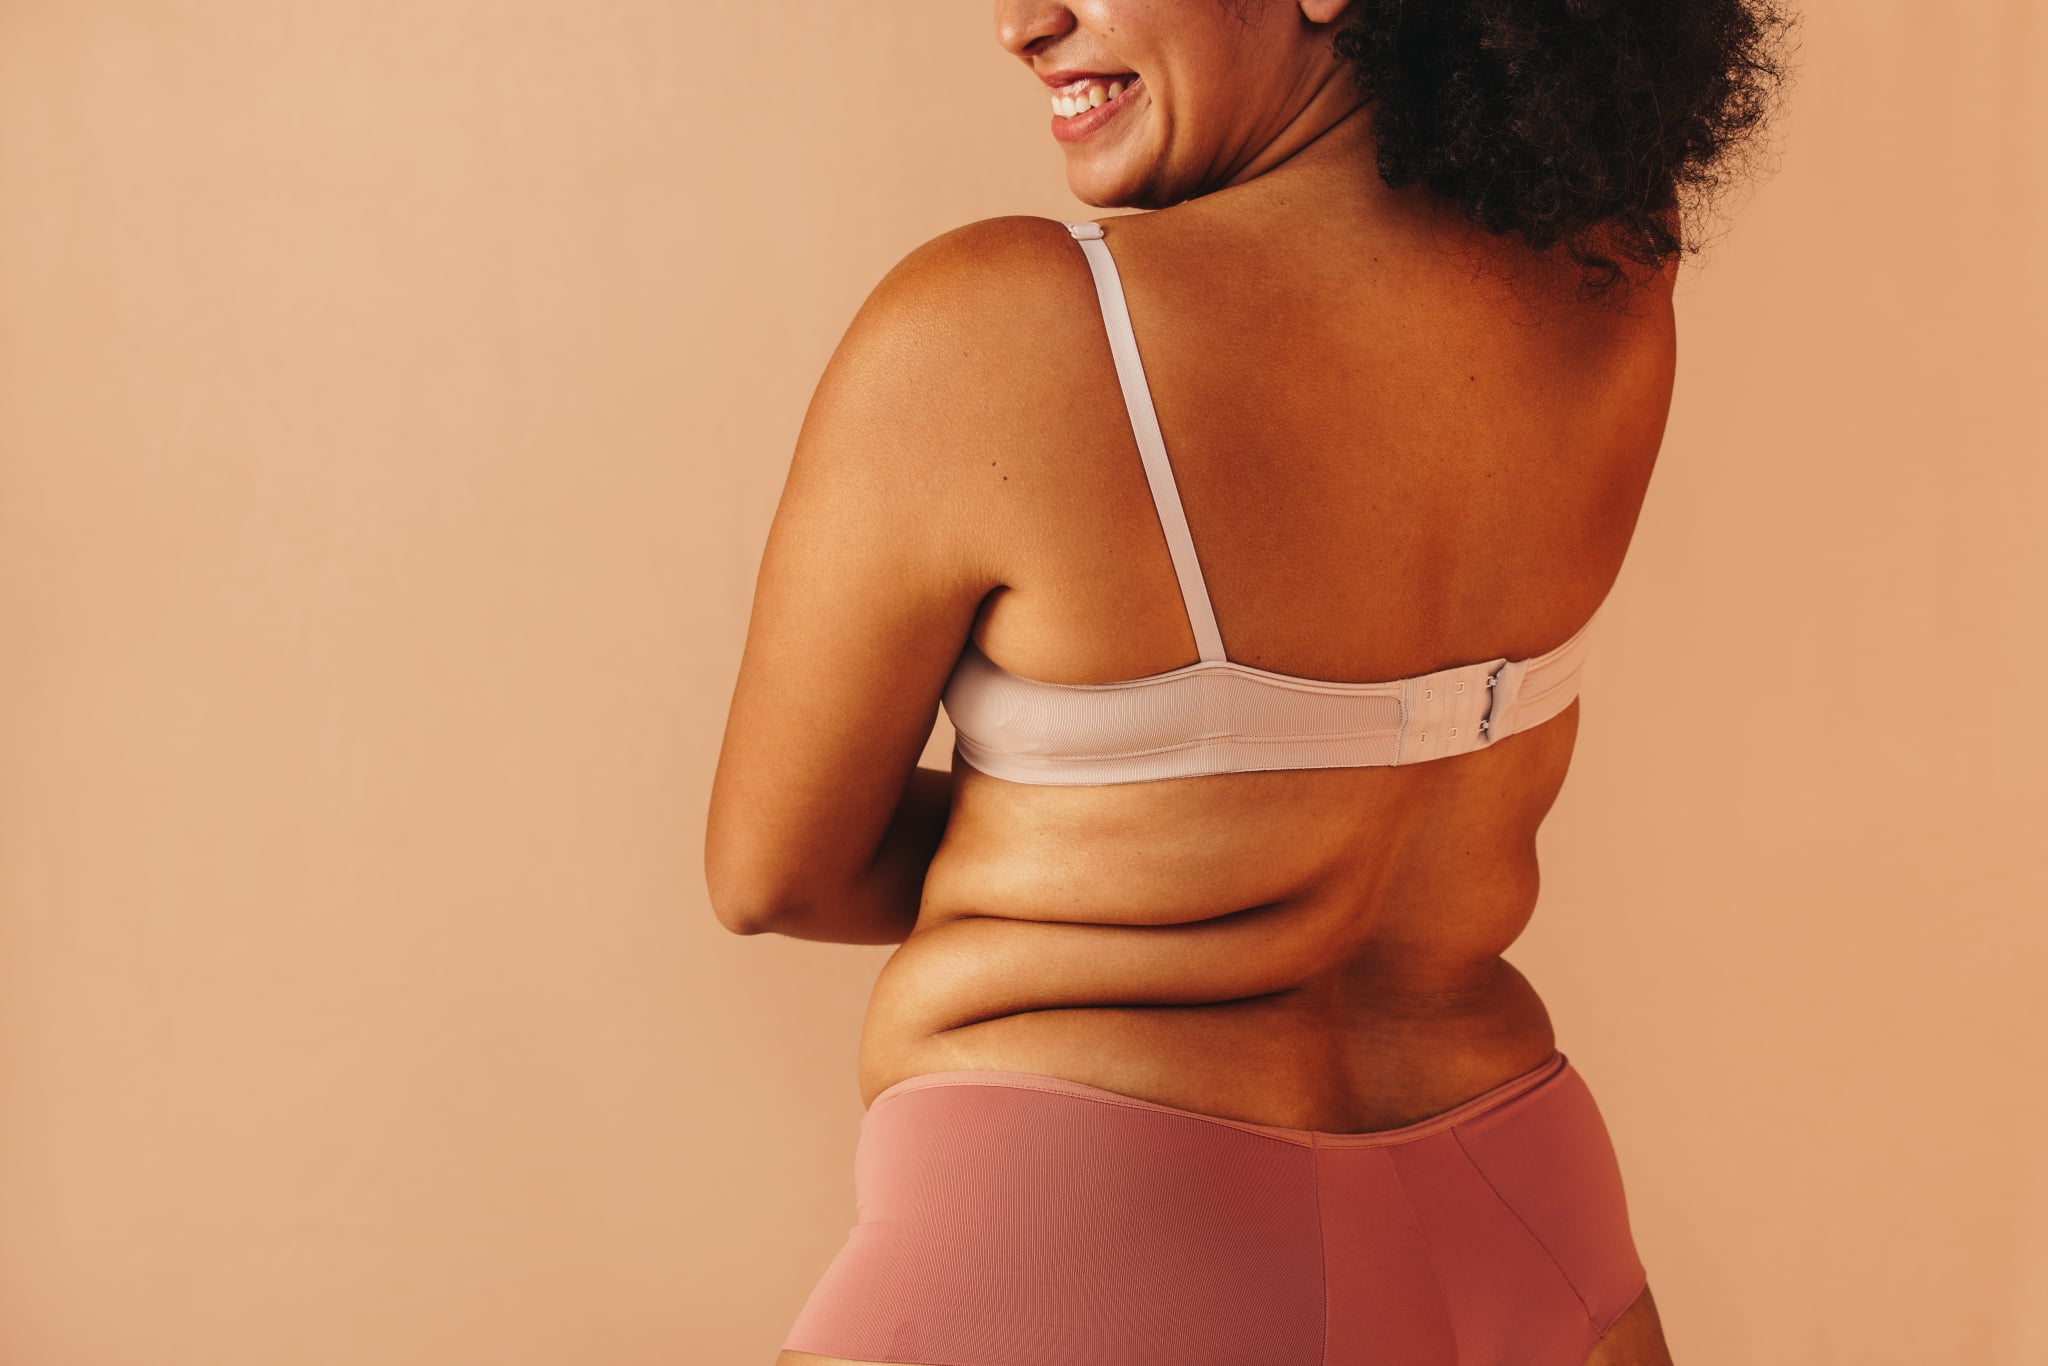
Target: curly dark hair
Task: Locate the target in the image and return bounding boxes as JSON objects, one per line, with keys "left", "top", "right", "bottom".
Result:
{"left": 1328, "top": 0, "right": 1799, "bottom": 304}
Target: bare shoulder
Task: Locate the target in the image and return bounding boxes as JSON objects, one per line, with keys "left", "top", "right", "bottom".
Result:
{"left": 829, "top": 212, "right": 1110, "bottom": 459}
{"left": 819, "top": 214, "right": 1099, "bottom": 460}
{"left": 797, "top": 214, "right": 1092, "bottom": 492}
{"left": 851, "top": 214, "right": 1094, "bottom": 349}
{"left": 789, "top": 214, "right": 1110, "bottom": 589}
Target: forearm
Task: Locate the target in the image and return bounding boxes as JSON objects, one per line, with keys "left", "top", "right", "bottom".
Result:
{"left": 761, "top": 764, "right": 954, "bottom": 946}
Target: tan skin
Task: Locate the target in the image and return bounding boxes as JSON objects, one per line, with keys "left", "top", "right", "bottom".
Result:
{"left": 707, "top": 1, "right": 1681, "bottom": 1362}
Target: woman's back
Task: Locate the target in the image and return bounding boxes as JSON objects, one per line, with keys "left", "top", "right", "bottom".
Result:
{"left": 859, "top": 178, "right": 1678, "bottom": 1129}
{"left": 718, "top": 5, "right": 1791, "bottom": 1357}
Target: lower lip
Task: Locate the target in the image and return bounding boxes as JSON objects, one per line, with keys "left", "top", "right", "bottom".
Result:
{"left": 1049, "top": 76, "right": 1142, "bottom": 145}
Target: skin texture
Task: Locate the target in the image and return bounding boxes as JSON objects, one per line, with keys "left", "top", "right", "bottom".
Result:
{"left": 705, "top": 3, "right": 1682, "bottom": 1362}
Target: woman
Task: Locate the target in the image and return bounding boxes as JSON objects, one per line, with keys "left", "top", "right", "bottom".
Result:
{"left": 707, "top": 1, "right": 1789, "bottom": 1362}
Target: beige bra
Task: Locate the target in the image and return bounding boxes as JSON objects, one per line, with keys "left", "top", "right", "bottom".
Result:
{"left": 941, "top": 219, "right": 1597, "bottom": 786}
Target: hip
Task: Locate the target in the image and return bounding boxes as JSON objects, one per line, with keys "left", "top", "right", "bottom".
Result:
{"left": 787, "top": 1041, "right": 1647, "bottom": 1366}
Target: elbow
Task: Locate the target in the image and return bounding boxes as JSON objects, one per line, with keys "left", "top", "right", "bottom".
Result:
{"left": 704, "top": 861, "right": 789, "bottom": 937}
{"left": 704, "top": 800, "right": 780, "bottom": 935}
{"left": 708, "top": 890, "right": 783, "bottom": 937}
{"left": 703, "top": 837, "right": 809, "bottom": 937}
{"left": 711, "top": 897, "right": 776, "bottom": 936}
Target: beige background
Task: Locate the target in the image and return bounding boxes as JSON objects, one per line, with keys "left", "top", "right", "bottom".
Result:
{"left": 1, "top": 2, "right": 2042, "bottom": 1363}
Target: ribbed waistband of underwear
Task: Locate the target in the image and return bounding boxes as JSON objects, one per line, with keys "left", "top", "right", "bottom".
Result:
{"left": 865, "top": 1047, "right": 1572, "bottom": 1150}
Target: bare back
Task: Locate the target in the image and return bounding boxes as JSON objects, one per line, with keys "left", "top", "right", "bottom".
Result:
{"left": 858, "top": 194, "right": 1677, "bottom": 1132}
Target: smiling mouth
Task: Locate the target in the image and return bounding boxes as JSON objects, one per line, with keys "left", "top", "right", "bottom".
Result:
{"left": 1049, "top": 73, "right": 1140, "bottom": 120}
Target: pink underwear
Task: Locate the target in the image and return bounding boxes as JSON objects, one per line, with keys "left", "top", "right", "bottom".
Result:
{"left": 781, "top": 1049, "right": 1647, "bottom": 1365}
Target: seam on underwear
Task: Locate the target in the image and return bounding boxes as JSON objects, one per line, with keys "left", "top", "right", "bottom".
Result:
{"left": 877, "top": 1074, "right": 1320, "bottom": 1147}
{"left": 795, "top": 1351, "right": 974, "bottom": 1366}
{"left": 1309, "top": 1134, "right": 1330, "bottom": 1366}
{"left": 870, "top": 1060, "right": 1567, "bottom": 1150}
{"left": 1385, "top": 1150, "right": 1458, "bottom": 1352}
{"left": 1594, "top": 1266, "right": 1653, "bottom": 1340}
{"left": 872, "top": 1057, "right": 1569, "bottom": 1147}
{"left": 1449, "top": 1126, "right": 1600, "bottom": 1334}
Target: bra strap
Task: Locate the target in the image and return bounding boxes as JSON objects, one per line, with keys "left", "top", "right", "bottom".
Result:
{"left": 1063, "top": 219, "right": 1228, "bottom": 663}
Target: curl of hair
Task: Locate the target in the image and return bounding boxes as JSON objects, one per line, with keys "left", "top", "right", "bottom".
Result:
{"left": 1330, "top": 0, "right": 1798, "bottom": 305}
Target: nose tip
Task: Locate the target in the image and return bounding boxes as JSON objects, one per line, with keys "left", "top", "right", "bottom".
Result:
{"left": 993, "top": 0, "right": 1073, "bottom": 61}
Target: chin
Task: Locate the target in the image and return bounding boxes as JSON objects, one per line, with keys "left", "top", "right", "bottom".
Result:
{"left": 1066, "top": 162, "right": 1162, "bottom": 212}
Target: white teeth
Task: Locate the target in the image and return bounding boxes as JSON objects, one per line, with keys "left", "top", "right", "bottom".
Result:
{"left": 1048, "top": 77, "right": 1134, "bottom": 120}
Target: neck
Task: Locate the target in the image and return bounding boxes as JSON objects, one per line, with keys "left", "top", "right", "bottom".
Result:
{"left": 1222, "top": 71, "right": 1377, "bottom": 184}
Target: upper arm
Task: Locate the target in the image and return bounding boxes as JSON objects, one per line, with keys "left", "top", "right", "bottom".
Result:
{"left": 703, "top": 216, "right": 1072, "bottom": 932}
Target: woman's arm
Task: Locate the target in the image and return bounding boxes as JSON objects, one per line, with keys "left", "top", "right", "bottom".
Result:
{"left": 734, "top": 764, "right": 954, "bottom": 946}
{"left": 705, "top": 217, "right": 1069, "bottom": 942}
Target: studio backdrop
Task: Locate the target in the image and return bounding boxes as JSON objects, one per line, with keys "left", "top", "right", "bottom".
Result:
{"left": 0, "top": 2, "right": 2041, "bottom": 1363}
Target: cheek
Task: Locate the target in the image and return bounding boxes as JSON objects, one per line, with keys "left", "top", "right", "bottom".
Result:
{"left": 1072, "top": 0, "right": 1256, "bottom": 142}
{"left": 1074, "top": 0, "right": 1226, "bottom": 70}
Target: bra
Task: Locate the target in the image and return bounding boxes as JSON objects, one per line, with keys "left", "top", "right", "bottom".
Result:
{"left": 941, "top": 218, "right": 1598, "bottom": 786}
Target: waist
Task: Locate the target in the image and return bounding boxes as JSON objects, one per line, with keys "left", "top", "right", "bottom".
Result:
{"left": 856, "top": 906, "right": 1560, "bottom": 1131}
